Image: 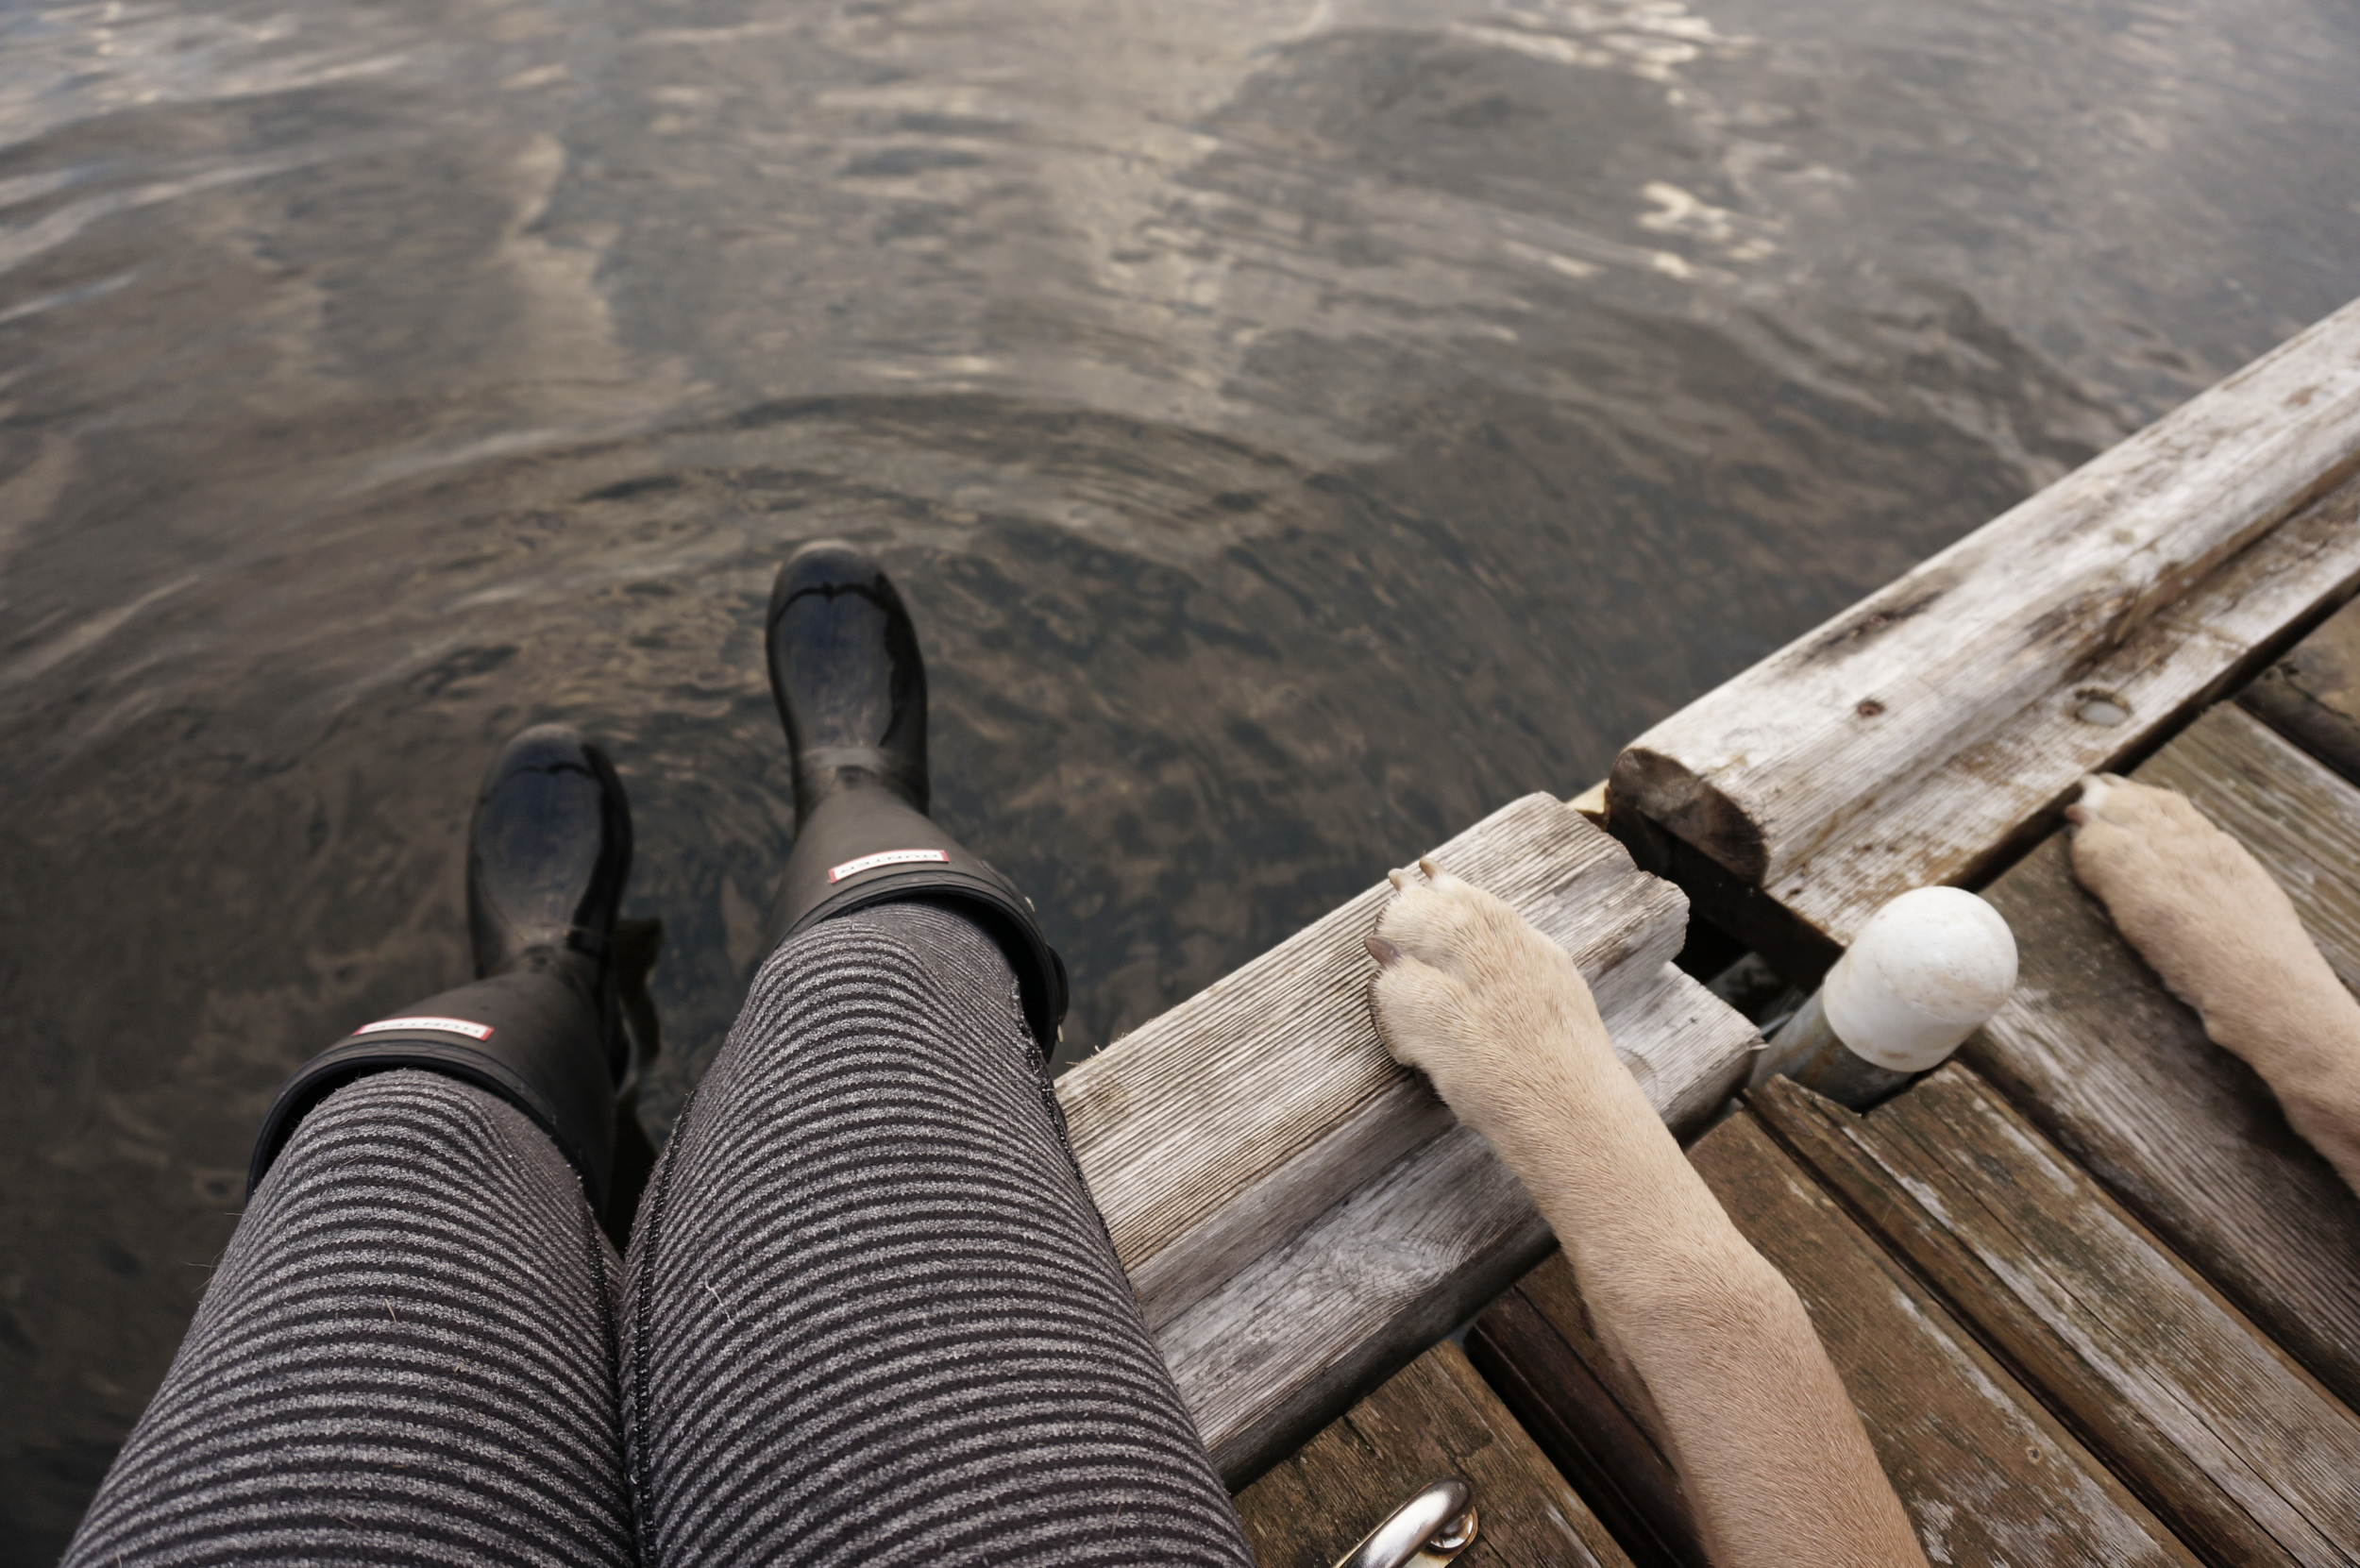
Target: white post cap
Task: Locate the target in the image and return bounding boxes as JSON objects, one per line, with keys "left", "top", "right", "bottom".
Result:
{"left": 1823, "top": 886, "right": 2018, "bottom": 1072}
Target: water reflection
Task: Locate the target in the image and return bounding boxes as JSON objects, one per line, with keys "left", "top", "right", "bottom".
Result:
{"left": 3, "top": 0, "right": 2357, "bottom": 1551}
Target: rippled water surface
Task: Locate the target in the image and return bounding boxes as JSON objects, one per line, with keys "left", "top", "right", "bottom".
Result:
{"left": 4, "top": 0, "right": 2358, "bottom": 1549}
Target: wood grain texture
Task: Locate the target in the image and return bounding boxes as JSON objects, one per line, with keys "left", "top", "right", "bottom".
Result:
{"left": 1964, "top": 703, "right": 2360, "bottom": 1413}
{"left": 1234, "top": 1340, "right": 1637, "bottom": 1568}
{"left": 1771, "top": 472, "right": 2360, "bottom": 947}
{"left": 1165, "top": 961, "right": 1761, "bottom": 1487}
{"left": 1474, "top": 1115, "right": 2201, "bottom": 1568}
{"left": 1060, "top": 793, "right": 1689, "bottom": 1331}
{"left": 2238, "top": 593, "right": 2360, "bottom": 784}
{"left": 1608, "top": 301, "right": 2360, "bottom": 951}
{"left": 1755, "top": 1068, "right": 2360, "bottom": 1568}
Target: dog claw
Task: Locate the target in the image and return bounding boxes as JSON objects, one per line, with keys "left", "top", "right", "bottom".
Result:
{"left": 1366, "top": 934, "right": 1405, "bottom": 969}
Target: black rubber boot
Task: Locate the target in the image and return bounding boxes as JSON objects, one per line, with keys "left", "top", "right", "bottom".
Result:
{"left": 249, "top": 725, "right": 633, "bottom": 1210}
{"left": 764, "top": 541, "right": 1068, "bottom": 1053}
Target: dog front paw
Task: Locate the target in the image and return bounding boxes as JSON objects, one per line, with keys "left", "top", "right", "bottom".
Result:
{"left": 2066, "top": 774, "right": 2321, "bottom": 1022}
{"left": 1366, "top": 858, "right": 1610, "bottom": 1116}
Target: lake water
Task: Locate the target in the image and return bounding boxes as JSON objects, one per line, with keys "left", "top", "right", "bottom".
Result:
{"left": 4, "top": 0, "right": 2357, "bottom": 1551}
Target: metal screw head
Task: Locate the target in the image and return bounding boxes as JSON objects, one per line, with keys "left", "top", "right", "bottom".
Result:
{"left": 2074, "top": 690, "right": 2130, "bottom": 726}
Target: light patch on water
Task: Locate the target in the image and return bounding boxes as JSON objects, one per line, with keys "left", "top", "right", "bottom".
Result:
{"left": 499, "top": 62, "right": 569, "bottom": 92}
{"left": 0, "top": 152, "right": 321, "bottom": 279}
{"left": 1445, "top": 0, "right": 1752, "bottom": 83}
{"left": 0, "top": 572, "right": 200, "bottom": 692}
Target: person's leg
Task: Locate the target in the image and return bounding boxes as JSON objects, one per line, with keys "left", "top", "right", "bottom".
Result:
{"left": 64, "top": 1070, "right": 633, "bottom": 1568}
{"left": 623, "top": 900, "right": 1252, "bottom": 1567}
{"left": 68, "top": 724, "right": 642, "bottom": 1564}
{"left": 622, "top": 539, "right": 1250, "bottom": 1567}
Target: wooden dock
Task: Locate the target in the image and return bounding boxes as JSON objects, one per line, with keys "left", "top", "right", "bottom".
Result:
{"left": 1057, "top": 296, "right": 2360, "bottom": 1563}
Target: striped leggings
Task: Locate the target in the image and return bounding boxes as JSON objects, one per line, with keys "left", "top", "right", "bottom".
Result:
{"left": 65, "top": 902, "right": 1254, "bottom": 1567}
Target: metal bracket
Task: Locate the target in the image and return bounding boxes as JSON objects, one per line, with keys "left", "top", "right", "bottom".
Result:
{"left": 1331, "top": 1476, "right": 1480, "bottom": 1568}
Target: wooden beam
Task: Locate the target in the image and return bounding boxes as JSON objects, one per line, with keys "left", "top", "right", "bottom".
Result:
{"left": 1757, "top": 1068, "right": 2360, "bottom": 1568}
{"left": 1047, "top": 792, "right": 1762, "bottom": 1485}
{"left": 1235, "top": 1340, "right": 1637, "bottom": 1568}
{"left": 1470, "top": 1112, "right": 2202, "bottom": 1568}
{"left": 1964, "top": 704, "right": 2360, "bottom": 1411}
{"left": 1058, "top": 793, "right": 1687, "bottom": 1331}
{"left": 1607, "top": 295, "right": 2360, "bottom": 953}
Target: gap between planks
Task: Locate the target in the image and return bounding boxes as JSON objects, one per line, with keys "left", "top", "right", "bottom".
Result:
{"left": 1755, "top": 1068, "right": 2360, "bottom": 1568}
{"left": 1234, "top": 1338, "right": 1638, "bottom": 1568}
{"left": 1470, "top": 1110, "right": 2203, "bottom": 1568}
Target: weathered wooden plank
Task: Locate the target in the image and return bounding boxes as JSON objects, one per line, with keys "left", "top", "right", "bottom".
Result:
{"left": 1234, "top": 1340, "right": 1637, "bottom": 1568}
{"left": 1755, "top": 1068, "right": 2360, "bottom": 1567}
{"left": 2239, "top": 593, "right": 2360, "bottom": 784}
{"left": 1060, "top": 793, "right": 1688, "bottom": 1331}
{"left": 1773, "top": 473, "right": 2360, "bottom": 944}
{"left": 1471, "top": 1113, "right": 2201, "bottom": 1568}
{"left": 1608, "top": 297, "right": 2360, "bottom": 956}
{"left": 1616, "top": 298, "right": 2360, "bottom": 886}
{"left": 1964, "top": 703, "right": 2360, "bottom": 1413}
{"left": 1170, "top": 1120, "right": 1547, "bottom": 1490}
{"left": 1164, "top": 961, "right": 1759, "bottom": 1487}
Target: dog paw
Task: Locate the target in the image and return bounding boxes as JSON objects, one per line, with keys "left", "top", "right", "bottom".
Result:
{"left": 1366, "top": 858, "right": 1610, "bottom": 1119}
{"left": 2068, "top": 775, "right": 2360, "bottom": 1193}
{"left": 2065, "top": 773, "right": 2321, "bottom": 1023}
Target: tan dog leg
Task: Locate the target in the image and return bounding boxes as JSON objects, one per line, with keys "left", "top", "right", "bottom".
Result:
{"left": 1369, "top": 861, "right": 1927, "bottom": 1568}
{"left": 2067, "top": 774, "right": 2360, "bottom": 1191}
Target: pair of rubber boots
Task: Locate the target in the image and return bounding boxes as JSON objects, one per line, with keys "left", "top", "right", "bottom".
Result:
{"left": 248, "top": 542, "right": 1068, "bottom": 1214}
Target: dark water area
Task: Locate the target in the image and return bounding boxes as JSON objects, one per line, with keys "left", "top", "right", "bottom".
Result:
{"left": 3, "top": 0, "right": 2357, "bottom": 1551}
